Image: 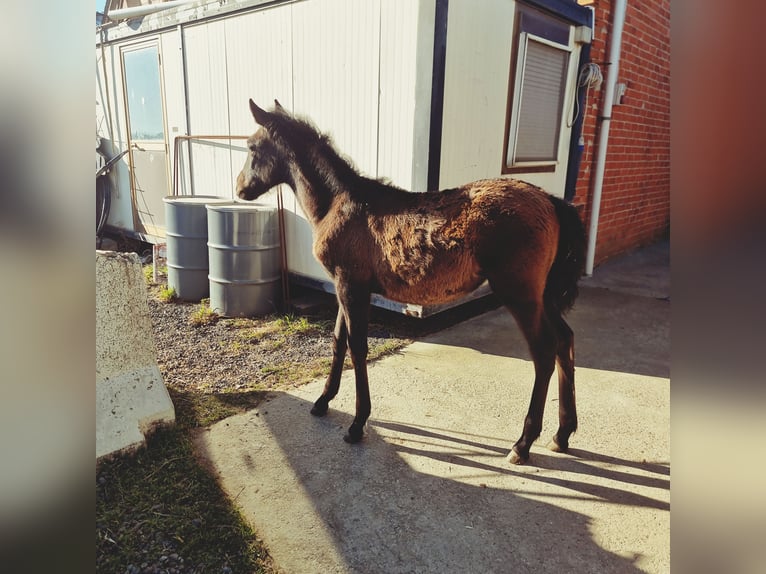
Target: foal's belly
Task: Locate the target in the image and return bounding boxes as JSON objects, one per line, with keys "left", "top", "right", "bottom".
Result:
{"left": 377, "top": 259, "right": 484, "bottom": 306}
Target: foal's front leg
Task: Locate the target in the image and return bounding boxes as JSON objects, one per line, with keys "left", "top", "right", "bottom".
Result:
{"left": 310, "top": 307, "right": 347, "bottom": 417}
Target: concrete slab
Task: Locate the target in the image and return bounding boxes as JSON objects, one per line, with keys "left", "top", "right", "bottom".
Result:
{"left": 581, "top": 239, "right": 670, "bottom": 300}
{"left": 97, "top": 251, "right": 175, "bottom": 459}
{"left": 196, "top": 242, "right": 670, "bottom": 574}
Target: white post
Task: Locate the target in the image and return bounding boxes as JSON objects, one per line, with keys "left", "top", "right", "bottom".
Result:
{"left": 585, "top": 0, "right": 628, "bottom": 276}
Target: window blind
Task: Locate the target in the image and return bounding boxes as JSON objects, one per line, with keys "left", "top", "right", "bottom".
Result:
{"left": 512, "top": 36, "right": 569, "bottom": 163}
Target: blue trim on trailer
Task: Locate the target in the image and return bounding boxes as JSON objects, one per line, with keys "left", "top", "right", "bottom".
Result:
{"left": 521, "top": 0, "right": 593, "bottom": 27}
{"left": 427, "top": 0, "right": 449, "bottom": 192}
{"left": 564, "top": 40, "right": 591, "bottom": 202}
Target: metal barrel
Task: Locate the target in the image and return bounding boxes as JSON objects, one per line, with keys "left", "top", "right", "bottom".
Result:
{"left": 206, "top": 203, "right": 282, "bottom": 317}
{"left": 163, "top": 195, "right": 231, "bottom": 301}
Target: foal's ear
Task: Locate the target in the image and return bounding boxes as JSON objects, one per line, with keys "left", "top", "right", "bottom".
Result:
{"left": 249, "top": 99, "right": 270, "bottom": 126}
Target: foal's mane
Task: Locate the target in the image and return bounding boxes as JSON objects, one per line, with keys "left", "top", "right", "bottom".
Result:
{"left": 265, "top": 107, "right": 397, "bottom": 197}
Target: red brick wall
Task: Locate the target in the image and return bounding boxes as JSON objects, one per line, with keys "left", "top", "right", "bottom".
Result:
{"left": 573, "top": 0, "right": 670, "bottom": 265}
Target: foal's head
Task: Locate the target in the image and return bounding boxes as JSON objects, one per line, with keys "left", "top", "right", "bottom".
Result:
{"left": 236, "top": 99, "right": 289, "bottom": 201}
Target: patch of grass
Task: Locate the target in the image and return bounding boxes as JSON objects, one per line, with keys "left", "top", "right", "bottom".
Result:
{"left": 143, "top": 264, "right": 154, "bottom": 284}
{"left": 158, "top": 285, "right": 177, "bottom": 303}
{"left": 259, "top": 363, "right": 290, "bottom": 378}
{"left": 189, "top": 298, "right": 218, "bottom": 326}
{"left": 233, "top": 313, "right": 332, "bottom": 349}
{"left": 368, "top": 338, "right": 410, "bottom": 362}
{"left": 170, "top": 387, "right": 267, "bottom": 429}
{"left": 274, "top": 314, "right": 315, "bottom": 335}
{"left": 236, "top": 326, "right": 274, "bottom": 345}
{"left": 309, "top": 359, "right": 333, "bottom": 380}
{"left": 96, "top": 425, "right": 273, "bottom": 573}
{"left": 142, "top": 262, "right": 168, "bottom": 285}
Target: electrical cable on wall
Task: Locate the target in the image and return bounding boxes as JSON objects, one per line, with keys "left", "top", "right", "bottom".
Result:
{"left": 568, "top": 62, "right": 603, "bottom": 128}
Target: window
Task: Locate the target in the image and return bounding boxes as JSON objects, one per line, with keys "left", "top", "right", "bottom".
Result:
{"left": 123, "top": 45, "right": 165, "bottom": 141}
{"left": 504, "top": 6, "right": 572, "bottom": 171}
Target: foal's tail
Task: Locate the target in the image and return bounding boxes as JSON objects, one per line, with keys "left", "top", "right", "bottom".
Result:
{"left": 544, "top": 196, "right": 587, "bottom": 315}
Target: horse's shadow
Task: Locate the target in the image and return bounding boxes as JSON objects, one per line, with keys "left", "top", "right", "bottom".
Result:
{"left": 420, "top": 285, "right": 671, "bottom": 379}
{"left": 372, "top": 419, "right": 670, "bottom": 511}
{"left": 199, "top": 390, "right": 668, "bottom": 574}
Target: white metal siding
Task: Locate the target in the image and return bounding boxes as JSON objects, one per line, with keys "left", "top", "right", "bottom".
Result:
{"left": 378, "top": 0, "right": 420, "bottom": 190}
{"left": 224, "top": 7, "right": 294, "bottom": 136}
{"left": 411, "top": 0, "right": 436, "bottom": 193}
{"left": 225, "top": 4, "right": 320, "bottom": 280}
{"left": 289, "top": 0, "right": 381, "bottom": 280}
{"left": 183, "top": 21, "right": 233, "bottom": 198}
{"left": 291, "top": 0, "right": 381, "bottom": 178}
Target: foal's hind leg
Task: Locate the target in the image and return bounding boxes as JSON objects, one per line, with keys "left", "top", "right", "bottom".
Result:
{"left": 336, "top": 282, "right": 372, "bottom": 444}
{"left": 310, "top": 307, "right": 347, "bottom": 417}
{"left": 503, "top": 300, "right": 557, "bottom": 465}
{"left": 547, "top": 314, "right": 578, "bottom": 453}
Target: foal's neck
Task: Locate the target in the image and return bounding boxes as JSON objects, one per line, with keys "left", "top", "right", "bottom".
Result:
{"left": 283, "top": 137, "right": 360, "bottom": 226}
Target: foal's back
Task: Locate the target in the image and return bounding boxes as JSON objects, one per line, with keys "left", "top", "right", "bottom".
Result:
{"left": 358, "top": 178, "right": 560, "bottom": 306}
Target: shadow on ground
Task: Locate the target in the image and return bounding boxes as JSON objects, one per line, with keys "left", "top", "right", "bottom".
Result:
{"left": 197, "top": 381, "right": 669, "bottom": 573}
{"left": 432, "top": 286, "right": 670, "bottom": 380}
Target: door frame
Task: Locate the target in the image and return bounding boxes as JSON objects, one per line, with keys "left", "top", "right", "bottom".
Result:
{"left": 120, "top": 38, "right": 171, "bottom": 238}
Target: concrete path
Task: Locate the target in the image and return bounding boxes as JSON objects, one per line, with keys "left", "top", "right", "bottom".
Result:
{"left": 196, "top": 241, "right": 670, "bottom": 574}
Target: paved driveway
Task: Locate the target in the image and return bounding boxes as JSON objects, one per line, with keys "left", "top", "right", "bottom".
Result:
{"left": 196, "top": 242, "right": 670, "bottom": 573}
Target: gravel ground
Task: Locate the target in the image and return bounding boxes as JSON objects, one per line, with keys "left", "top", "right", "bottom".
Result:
{"left": 146, "top": 289, "right": 407, "bottom": 398}
{"left": 143, "top": 258, "right": 502, "bottom": 401}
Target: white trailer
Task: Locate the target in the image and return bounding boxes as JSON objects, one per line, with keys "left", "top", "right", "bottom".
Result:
{"left": 96, "top": 0, "right": 593, "bottom": 315}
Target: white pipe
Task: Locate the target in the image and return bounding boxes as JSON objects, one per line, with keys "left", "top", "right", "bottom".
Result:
{"left": 106, "top": 0, "right": 195, "bottom": 21}
{"left": 585, "top": 0, "right": 628, "bottom": 276}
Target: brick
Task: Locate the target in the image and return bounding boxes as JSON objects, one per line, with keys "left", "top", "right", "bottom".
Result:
{"left": 579, "top": 0, "right": 669, "bottom": 265}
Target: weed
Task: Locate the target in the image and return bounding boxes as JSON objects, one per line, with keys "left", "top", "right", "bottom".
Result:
{"left": 368, "top": 338, "right": 409, "bottom": 362}
{"left": 143, "top": 264, "right": 154, "bottom": 284}
{"left": 158, "top": 286, "right": 177, "bottom": 303}
{"left": 275, "top": 314, "right": 316, "bottom": 336}
{"left": 189, "top": 299, "right": 218, "bottom": 326}
{"left": 260, "top": 364, "right": 289, "bottom": 377}
{"left": 236, "top": 326, "right": 270, "bottom": 344}
{"left": 262, "top": 337, "right": 286, "bottom": 352}
{"left": 231, "top": 317, "right": 256, "bottom": 329}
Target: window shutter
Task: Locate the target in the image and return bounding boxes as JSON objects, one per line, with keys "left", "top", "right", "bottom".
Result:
{"left": 511, "top": 35, "right": 570, "bottom": 164}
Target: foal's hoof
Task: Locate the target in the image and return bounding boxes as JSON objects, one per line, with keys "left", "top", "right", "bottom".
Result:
{"left": 506, "top": 448, "right": 528, "bottom": 465}
{"left": 343, "top": 423, "right": 364, "bottom": 444}
{"left": 547, "top": 435, "right": 569, "bottom": 453}
{"left": 310, "top": 399, "right": 329, "bottom": 417}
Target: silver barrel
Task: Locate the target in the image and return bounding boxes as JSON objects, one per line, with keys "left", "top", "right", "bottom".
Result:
{"left": 163, "top": 195, "right": 231, "bottom": 301}
{"left": 206, "top": 203, "right": 282, "bottom": 317}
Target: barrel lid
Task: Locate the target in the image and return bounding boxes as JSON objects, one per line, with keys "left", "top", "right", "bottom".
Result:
{"left": 163, "top": 195, "right": 233, "bottom": 205}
